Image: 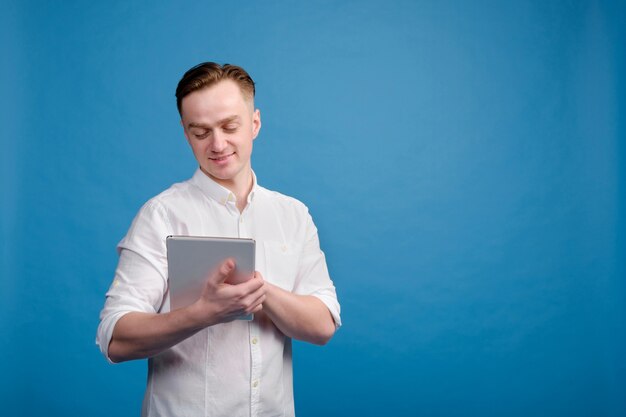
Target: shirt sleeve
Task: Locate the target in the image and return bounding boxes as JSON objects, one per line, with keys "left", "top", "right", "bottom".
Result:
{"left": 292, "top": 208, "right": 342, "bottom": 328}
{"left": 95, "top": 200, "right": 171, "bottom": 363}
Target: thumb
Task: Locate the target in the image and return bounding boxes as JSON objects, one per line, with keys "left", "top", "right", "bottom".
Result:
{"left": 212, "top": 258, "right": 235, "bottom": 284}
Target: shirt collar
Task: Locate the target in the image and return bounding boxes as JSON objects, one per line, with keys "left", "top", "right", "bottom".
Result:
{"left": 190, "top": 168, "right": 258, "bottom": 206}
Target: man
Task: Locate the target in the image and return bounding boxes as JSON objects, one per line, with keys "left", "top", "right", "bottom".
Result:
{"left": 96, "top": 62, "right": 341, "bottom": 417}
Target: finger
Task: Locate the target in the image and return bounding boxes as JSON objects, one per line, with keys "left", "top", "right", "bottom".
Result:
{"left": 249, "top": 302, "right": 263, "bottom": 314}
{"left": 239, "top": 275, "right": 265, "bottom": 294}
{"left": 244, "top": 292, "right": 266, "bottom": 314}
{"left": 217, "top": 276, "right": 263, "bottom": 304}
{"left": 211, "top": 258, "right": 236, "bottom": 284}
{"left": 243, "top": 282, "right": 266, "bottom": 303}
{"left": 251, "top": 292, "right": 266, "bottom": 308}
{"left": 241, "top": 285, "right": 266, "bottom": 311}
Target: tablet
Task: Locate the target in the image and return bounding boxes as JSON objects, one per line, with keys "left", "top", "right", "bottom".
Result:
{"left": 166, "top": 235, "right": 255, "bottom": 320}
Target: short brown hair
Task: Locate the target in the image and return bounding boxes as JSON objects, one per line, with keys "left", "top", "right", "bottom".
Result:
{"left": 175, "top": 62, "right": 256, "bottom": 115}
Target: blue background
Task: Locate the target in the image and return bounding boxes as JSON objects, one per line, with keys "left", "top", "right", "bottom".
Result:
{"left": 2, "top": 1, "right": 625, "bottom": 416}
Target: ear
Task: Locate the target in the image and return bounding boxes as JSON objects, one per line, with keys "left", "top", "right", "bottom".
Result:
{"left": 252, "top": 109, "right": 261, "bottom": 140}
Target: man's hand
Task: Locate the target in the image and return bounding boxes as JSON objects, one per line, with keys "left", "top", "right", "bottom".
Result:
{"left": 190, "top": 258, "right": 266, "bottom": 325}
{"left": 108, "top": 259, "right": 265, "bottom": 363}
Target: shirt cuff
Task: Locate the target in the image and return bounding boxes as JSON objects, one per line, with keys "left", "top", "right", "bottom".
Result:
{"left": 96, "top": 310, "right": 133, "bottom": 364}
{"left": 309, "top": 291, "right": 342, "bottom": 329}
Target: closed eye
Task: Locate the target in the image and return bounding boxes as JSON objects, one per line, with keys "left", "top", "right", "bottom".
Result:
{"left": 223, "top": 124, "right": 239, "bottom": 133}
{"left": 191, "top": 129, "right": 210, "bottom": 139}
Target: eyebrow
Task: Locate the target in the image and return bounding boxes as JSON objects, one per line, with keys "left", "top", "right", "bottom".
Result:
{"left": 188, "top": 115, "right": 240, "bottom": 129}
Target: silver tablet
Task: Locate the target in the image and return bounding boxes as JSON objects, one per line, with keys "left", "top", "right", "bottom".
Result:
{"left": 166, "top": 236, "right": 255, "bottom": 320}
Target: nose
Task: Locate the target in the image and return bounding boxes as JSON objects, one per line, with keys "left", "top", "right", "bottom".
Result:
{"left": 210, "top": 131, "right": 227, "bottom": 153}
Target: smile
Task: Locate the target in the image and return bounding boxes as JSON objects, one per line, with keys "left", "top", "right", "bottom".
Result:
{"left": 209, "top": 153, "right": 235, "bottom": 162}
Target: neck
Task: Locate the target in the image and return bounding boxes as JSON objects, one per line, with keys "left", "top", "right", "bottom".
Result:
{"left": 201, "top": 167, "right": 253, "bottom": 212}
{"left": 233, "top": 175, "right": 253, "bottom": 212}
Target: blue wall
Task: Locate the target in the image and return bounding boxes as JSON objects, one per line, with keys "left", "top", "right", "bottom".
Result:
{"left": 2, "top": 1, "right": 625, "bottom": 416}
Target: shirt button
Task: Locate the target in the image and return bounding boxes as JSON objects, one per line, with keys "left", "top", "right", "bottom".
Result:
{"left": 240, "top": 217, "right": 244, "bottom": 223}
{"left": 281, "top": 245, "right": 287, "bottom": 252}
{"left": 252, "top": 380, "right": 259, "bottom": 388}
{"left": 251, "top": 337, "right": 258, "bottom": 345}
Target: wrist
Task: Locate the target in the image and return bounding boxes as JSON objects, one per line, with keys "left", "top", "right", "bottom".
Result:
{"left": 262, "top": 282, "right": 278, "bottom": 306}
{"left": 185, "top": 299, "right": 218, "bottom": 330}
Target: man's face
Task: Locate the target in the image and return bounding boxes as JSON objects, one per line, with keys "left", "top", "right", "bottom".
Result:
{"left": 180, "top": 80, "right": 261, "bottom": 191}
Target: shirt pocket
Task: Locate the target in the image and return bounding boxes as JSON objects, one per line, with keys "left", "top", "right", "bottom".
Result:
{"left": 262, "top": 241, "right": 302, "bottom": 291}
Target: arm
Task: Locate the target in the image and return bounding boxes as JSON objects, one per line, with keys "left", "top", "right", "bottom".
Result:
{"left": 261, "top": 279, "right": 336, "bottom": 346}
{"left": 108, "top": 259, "right": 265, "bottom": 363}
{"left": 257, "top": 205, "right": 341, "bottom": 345}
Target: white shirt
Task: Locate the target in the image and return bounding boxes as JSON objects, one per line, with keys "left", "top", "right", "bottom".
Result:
{"left": 96, "top": 169, "right": 341, "bottom": 417}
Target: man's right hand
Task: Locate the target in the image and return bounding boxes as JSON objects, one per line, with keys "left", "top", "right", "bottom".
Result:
{"left": 191, "top": 258, "right": 266, "bottom": 325}
{"left": 108, "top": 259, "right": 265, "bottom": 363}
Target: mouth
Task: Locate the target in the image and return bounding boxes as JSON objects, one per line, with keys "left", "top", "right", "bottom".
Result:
{"left": 209, "top": 152, "right": 235, "bottom": 162}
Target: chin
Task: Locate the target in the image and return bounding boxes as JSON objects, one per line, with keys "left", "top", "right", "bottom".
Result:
{"left": 204, "top": 168, "right": 235, "bottom": 181}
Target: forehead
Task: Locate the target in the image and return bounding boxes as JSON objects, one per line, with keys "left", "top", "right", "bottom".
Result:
{"left": 180, "top": 80, "right": 252, "bottom": 123}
